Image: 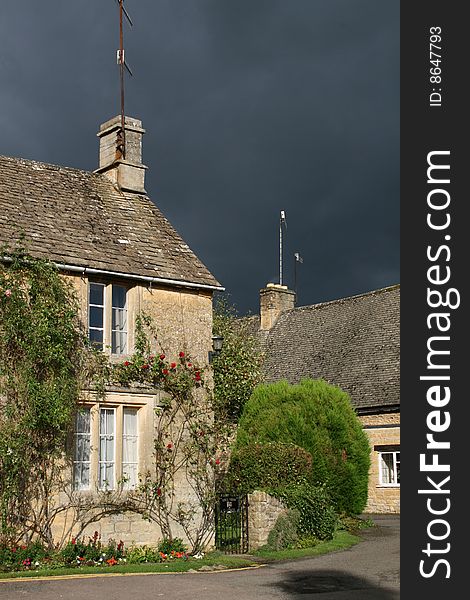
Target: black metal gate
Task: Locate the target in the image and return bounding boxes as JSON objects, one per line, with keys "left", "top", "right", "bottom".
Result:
{"left": 215, "top": 494, "right": 249, "bottom": 553}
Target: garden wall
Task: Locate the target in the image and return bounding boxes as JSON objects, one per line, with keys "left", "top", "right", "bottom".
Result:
{"left": 247, "top": 491, "right": 287, "bottom": 551}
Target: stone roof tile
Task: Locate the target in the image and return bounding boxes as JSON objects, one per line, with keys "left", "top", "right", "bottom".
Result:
{"left": 261, "top": 285, "right": 400, "bottom": 411}
{"left": 0, "top": 155, "right": 221, "bottom": 289}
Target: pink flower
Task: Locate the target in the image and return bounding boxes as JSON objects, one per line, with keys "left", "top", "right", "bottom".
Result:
{"left": 4, "top": 289, "right": 12, "bottom": 297}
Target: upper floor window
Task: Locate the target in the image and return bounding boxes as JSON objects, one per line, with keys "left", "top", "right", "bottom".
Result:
{"left": 88, "top": 282, "right": 128, "bottom": 355}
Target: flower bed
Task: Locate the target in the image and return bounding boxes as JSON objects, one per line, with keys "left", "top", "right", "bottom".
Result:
{"left": 0, "top": 534, "right": 190, "bottom": 573}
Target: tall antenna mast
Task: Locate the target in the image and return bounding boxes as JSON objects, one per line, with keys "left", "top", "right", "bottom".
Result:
{"left": 115, "top": 0, "right": 133, "bottom": 159}
{"left": 279, "top": 210, "right": 287, "bottom": 285}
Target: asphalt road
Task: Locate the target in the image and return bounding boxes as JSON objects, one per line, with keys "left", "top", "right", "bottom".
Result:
{"left": 0, "top": 515, "right": 399, "bottom": 600}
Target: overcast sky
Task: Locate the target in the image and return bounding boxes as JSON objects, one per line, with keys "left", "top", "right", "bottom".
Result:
{"left": 0, "top": 0, "right": 399, "bottom": 315}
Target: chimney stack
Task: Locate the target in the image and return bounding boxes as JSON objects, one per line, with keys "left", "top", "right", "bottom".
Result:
{"left": 260, "top": 283, "right": 296, "bottom": 331}
{"left": 95, "top": 115, "right": 147, "bottom": 194}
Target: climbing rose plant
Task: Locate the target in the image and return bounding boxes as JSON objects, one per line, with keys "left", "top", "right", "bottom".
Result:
{"left": 108, "top": 316, "right": 231, "bottom": 554}
{"left": 1, "top": 250, "right": 230, "bottom": 553}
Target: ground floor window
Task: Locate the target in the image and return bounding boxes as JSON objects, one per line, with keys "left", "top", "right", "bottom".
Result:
{"left": 376, "top": 445, "right": 400, "bottom": 486}
{"left": 73, "top": 404, "right": 140, "bottom": 491}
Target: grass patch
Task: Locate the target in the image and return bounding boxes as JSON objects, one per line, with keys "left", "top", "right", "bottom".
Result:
{"left": 252, "top": 530, "right": 360, "bottom": 561}
{"left": 0, "top": 552, "right": 256, "bottom": 580}
{"left": 0, "top": 532, "right": 362, "bottom": 580}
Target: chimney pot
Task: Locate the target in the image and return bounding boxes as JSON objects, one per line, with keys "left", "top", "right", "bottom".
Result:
{"left": 95, "top": 115, "right": 147, "bottom": 194}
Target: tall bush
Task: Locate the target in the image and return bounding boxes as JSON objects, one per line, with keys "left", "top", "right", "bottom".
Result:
{"left": 212, "top": 297, "right": 263, "bottom": 421}
{"left": 223, "top": 442, "right": 312, "bottom": 494}
{"left": 235, "top": 379, "right": 370, "bottom": 514}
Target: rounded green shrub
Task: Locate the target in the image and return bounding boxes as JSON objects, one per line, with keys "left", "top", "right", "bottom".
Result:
{"left": 223, "top": 442, "right": 312, "bottom": 494}
{"left": 235, "top": 379, "right": 371, "bottom": 515}
{"left": 266, "top": 509, "right": 300, "bottom": 551}
{"left": 277, "top": 484, "right": 338, "bottom": 540}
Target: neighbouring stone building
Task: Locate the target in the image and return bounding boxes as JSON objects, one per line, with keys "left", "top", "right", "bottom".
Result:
{"left": 249, "top": 282, "right": 400, "bottom": 514}
{"left": 0, "top": 115, "right": 224, "bottom": 545}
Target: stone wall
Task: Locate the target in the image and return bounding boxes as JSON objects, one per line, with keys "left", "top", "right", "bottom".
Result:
{"left": 247, "top": 491, "right": 287, "bottom": 551}
{"left": 51, "top": 274, "right": 215, "bottom": 549}
{"left": 359, "top": 412, "right": 400, "bottom": 514}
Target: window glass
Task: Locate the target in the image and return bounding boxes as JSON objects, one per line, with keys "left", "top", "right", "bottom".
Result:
{"left": 89, "top": 306, "right": 104, "bottom": 329}
{"left": 112, "top": 285, "right": 127, "bottom": 309}
{"left": 379, "top": 450, "right": 400, "bottom": 485}
{"left": 111, "top": 285, "right": 127, "bottom": 354}
{"left": 89, "top": 283, "right": 105, "bottom": 350}
{"left": 73, "top": 408, "right": 91, "bottom": 490}
{"left": 89, "top": 283, "right": 104, "bottom": 306}
{"left": 99, "top": 408, "right": 115, "bottom": 489}
{"left": 122, "top": 408, "right": 138, "bottom": 489}
{"left": 381, "top": 453, "right": 394, "bottom": 484}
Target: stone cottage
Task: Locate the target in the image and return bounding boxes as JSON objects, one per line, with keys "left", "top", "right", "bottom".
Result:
{"left": 250, "top": 282, "right": 400, "bottom": 514}
{"left": 0, "top": 115, "right": 224, "bottom": 545}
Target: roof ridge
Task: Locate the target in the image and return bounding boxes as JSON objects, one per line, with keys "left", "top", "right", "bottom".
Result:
{"left": 0, "top": 154, "right": 98, "bottom": 178}
{"left": 283, "top": 284, "right": 400, "bottom": 315}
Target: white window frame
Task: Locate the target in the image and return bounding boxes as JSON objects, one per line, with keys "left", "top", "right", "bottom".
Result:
{"left": 73, "top": 403, "right": 142, "bottom": 492}
{"left": 111, "top": 284, "right": 128, "bottom": 355}
{"left": 88, "top": 281, "right": 129, "bottom": 356}
{"left": 378, "top": 448, "right": 400, "bottom": 487}
{"left": 122, "top": 407, "right": 139, "bottom": 490}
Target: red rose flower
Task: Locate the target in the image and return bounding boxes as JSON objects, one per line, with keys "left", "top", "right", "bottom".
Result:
{"left": 187, "top": 363, "right": 192, "bottom": 368}
{"left": 167, "top": 443, "right": 173, "bottom": 450}
{"left": 159, "top": 354, "right": 166, "bottom": 360}
{"left": 170, "top": 362, "right": 177, "bottom": 369}
{"left": 123, "top": 361, "right": 130, "bottom": 366}
{"left": 215, "top": 458, "right": 221, "bottom": 465}
{"left": 162, "top": 368, "right": 169, "bottom": 375}
{"left": 142, "top": 363, "right": 149, "bottom": 369}
{"left": 179, "top": 351, "right": 185, "bottom": 358}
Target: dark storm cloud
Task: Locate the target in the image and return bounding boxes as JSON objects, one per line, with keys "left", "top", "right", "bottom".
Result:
{"left": 0, "top": 0, "right": 399, "bottom": 314}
